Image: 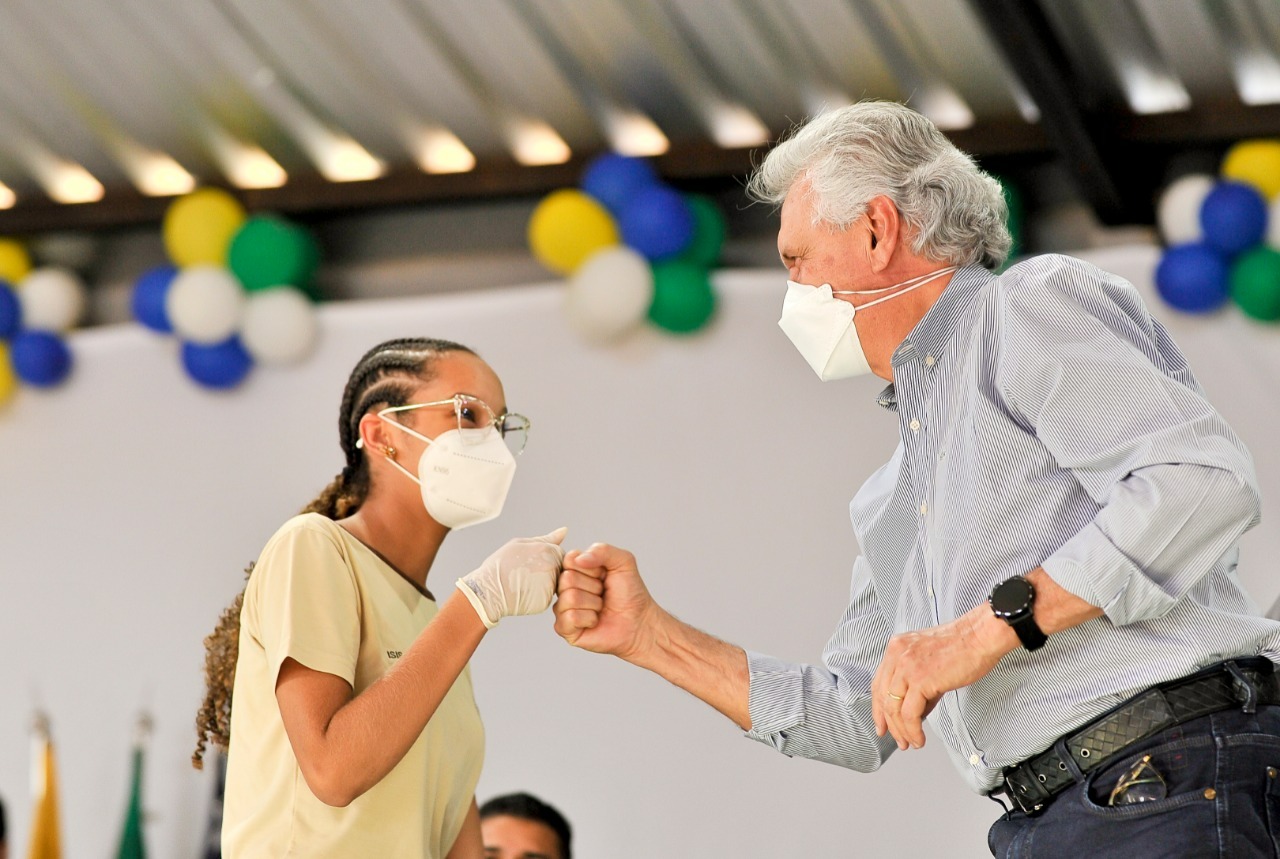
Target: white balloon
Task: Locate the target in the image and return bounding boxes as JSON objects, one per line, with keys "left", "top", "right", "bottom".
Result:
{"left": 1269, "top": 196, "right": 1280, "bottom": 250}
{"left": 166, "top": 265, "right": 245, "bottom": 344}
{"left": 1157, "top": 174, "right": 1214, "bottom": 245}
{"left": 19, "top": 266, "right": 87, "bottom": 332}
{"left": 564, "top": 247, "right": 653, "bottom": 343}
{"left": 240, "top": 286, "right": 319, "bottom": 365}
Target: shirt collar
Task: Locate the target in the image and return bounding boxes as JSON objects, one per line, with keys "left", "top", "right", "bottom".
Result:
{"left": 876, "top": 383, "right": 898, "bottom": 412}
{"left": 890, "top": 265, "right": 995, "bottom": 372}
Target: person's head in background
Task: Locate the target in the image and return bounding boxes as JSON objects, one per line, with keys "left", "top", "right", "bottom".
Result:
{"left": 479, "top": 792, "right": 571, "bottom": 859}
{"left": 0, "top": 793, "right": 8, "bottom": 859}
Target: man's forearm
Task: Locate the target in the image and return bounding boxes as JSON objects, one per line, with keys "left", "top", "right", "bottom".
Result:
{"left": 624, "top": 607, "right": 753, "bottom": 730}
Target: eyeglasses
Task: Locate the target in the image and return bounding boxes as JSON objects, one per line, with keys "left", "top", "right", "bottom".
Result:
{"left": 1107, "top": 754, "right": 1167, "bottom": 806}
{"left": 378, "top": 394, "right": 530, "bottom": 456}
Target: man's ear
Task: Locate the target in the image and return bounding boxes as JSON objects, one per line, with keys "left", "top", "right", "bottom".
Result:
{"left": 864, "top": 195, "right": 903, "bottom": 274}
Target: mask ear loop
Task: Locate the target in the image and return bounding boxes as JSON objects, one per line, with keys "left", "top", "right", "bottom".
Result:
{"left": 355, "top": 413, "right": 435, "bottom": 487}
{"left": 833, "top": 266, "right": 958, "bottom": 303}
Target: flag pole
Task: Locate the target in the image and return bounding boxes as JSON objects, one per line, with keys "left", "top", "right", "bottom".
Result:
{"left": 27, "top": 710, "right": 61, "bottom": 859}
{"left": 115, "top": 712, "right": 151, "bottom": 859}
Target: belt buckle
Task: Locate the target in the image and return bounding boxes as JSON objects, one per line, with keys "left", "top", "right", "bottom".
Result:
{"left": 1002, "top": 774, "right": 1046, "bottom": 816}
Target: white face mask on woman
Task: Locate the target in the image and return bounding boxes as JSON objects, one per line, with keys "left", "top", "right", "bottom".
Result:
{"left": 777, "top": 266, "right": 957, "bottom": 380}
{"left": 379, "top": 418, "right": 518, "bottom": 530}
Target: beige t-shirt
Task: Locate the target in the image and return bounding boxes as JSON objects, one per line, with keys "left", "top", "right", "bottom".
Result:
{"left": 222, "top": 513, "right": 485, "bottom": 858}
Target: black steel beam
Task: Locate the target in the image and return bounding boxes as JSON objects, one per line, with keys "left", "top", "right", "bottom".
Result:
{"left": 967, "top": 0, "right": 1142, "bottom": 224}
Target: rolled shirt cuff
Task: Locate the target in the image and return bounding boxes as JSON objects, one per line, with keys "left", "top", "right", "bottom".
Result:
{"left": 744, "top": 650, "right": 806, "bottom": 747}
{"left": 1041, "top": 521, "right": 1174, "bottom": 626}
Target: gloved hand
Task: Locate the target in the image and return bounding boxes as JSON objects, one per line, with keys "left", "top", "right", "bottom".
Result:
{"left": 456, "top": 527, "right": 568, "bottom": 628}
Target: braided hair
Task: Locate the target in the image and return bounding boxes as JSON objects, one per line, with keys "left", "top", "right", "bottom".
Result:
{"left": 193, "top": 337, "right": 476, "bottom": 769}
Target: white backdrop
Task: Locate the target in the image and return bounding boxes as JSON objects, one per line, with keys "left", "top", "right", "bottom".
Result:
{"left": 2, "top": 246, "right": 1279, "bottom": 858}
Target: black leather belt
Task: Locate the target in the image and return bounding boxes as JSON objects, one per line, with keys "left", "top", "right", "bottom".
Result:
{"left": 998, "top": 657, "right": 1280, "bottom": 815}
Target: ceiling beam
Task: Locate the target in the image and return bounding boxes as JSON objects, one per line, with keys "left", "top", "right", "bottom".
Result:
{"left": 0, "top": 122, "right": 1051, "bottom": 234}
{"left": 966, "top": 0, "right": 1146, "bottom": 224}
{"left": 3, "top": 88, "right": 1269, "bottom": 236}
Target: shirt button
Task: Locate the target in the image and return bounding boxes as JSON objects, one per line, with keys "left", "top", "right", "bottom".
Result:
{"left": 920, "top": 502, "right": 929, "bottom": 515}
{"left": 938, "top": 449, "right": 946, "bottom": 460}
{"left": 927, "top": 587, "right": 935, "bottom": 598}
{"left": 925, "top": 355, "right": 936, "bottom": 367}
{"left": 909, "top": 419, "right": 921, "bottom": 432}
{"left": 969, "top": 753, "right": 981, "bottom": 766}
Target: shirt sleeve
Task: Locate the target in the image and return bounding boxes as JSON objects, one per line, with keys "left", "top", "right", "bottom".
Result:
{"left": 246, "top": 517, "right": 363, "bottom": 687}
{"left": 995, "top": 257, "right": 1261, "bottom": 625}
{"left": 744, "top": 555, "right": 898, "bottom": 772}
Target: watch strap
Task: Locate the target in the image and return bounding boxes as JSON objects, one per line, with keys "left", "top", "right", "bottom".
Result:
{"left": 1008, "top": 612, "right": 1047, "bottom": 651}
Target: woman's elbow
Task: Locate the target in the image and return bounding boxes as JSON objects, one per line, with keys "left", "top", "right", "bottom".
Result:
{"left": 299, "top": 761, "right": 366, "bottom": 808}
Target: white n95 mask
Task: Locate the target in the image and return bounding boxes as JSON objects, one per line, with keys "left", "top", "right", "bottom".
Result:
{"left": 382, "top": 420, "right": 517, "bottom": 530}
{"left": 778, "top": 267, "right": 957, "bottom": 381}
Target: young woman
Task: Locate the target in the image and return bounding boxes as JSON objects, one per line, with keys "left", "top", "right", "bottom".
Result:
{"left": 194, "top": 337, "right": 566, "bottom": 858}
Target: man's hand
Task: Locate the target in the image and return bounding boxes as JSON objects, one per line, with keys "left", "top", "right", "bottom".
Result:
{"left": 871, "top": 603, "right": 1017, "bottom": 750}
{"left": 553, "top": 543, "right": 657, "bottom": 661}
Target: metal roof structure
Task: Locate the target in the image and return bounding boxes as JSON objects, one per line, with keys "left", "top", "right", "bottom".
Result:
{"left": 0, "top": 0, "right": 1276, "bottom": 232}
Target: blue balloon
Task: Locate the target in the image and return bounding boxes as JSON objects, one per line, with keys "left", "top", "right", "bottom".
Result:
{"left": 1155, "top": 243, "right": 1230, "bottom": 313}
{"left": 1200, "top": 181, "right": 1268, "bottom": 257}
{"left": 10, "top": 330, "right": 72, "bottom": 386}
{"left": 181, "top": 336, "right": 253, "bottom": 389}
{"left": 0, "top": 280, "right": 20, "bottom": 338}
{"left": 618, "top": 186, "right": 695, "bottom": 261}
{"left": 581, "top": 153, "right": 660, "bottom": 216}
{"left": 131, "top": 264, "right": 178, "bottom": 333}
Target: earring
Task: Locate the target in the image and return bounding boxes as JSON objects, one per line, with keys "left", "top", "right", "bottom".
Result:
{"left": 382, "top": 445, "right": 397, "bottom": 459}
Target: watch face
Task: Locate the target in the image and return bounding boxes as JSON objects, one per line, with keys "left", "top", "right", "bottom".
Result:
{"left": 990, "top": 576, "right": 1034, "bottom": 616}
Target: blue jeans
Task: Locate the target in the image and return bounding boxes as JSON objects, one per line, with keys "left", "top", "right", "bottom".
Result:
{"left": 988, "top": 705, "right": 1280, "bottom": 858}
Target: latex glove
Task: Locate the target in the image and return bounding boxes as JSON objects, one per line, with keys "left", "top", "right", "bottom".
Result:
{"left": 456, "top": 528, "right": 567, "bottom": 628}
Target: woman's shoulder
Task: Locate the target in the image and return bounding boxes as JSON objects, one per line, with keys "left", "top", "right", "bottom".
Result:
{"left": 270, "top": 511, "right": 346, "bottom": 542}
{"left": 253, "top": 513, "right": 354, "bottom": 579}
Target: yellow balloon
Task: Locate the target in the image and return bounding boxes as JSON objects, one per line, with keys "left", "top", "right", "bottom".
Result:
{"left": 163, "top": 187, "right": 248, "bottom": 267}
{"left": 528, "top": 189, "right": 619, "bottom": 274}
{"left": 1222, "top": 139, "right": 1280, "bottom": 200}
{"left": 0, "top": 238, "right": 32, "bottom": 284}
{"left": 0, "top": 342, "right": 16, "bottom": 407}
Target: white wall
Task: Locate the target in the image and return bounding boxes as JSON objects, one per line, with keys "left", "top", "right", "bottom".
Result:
{"left": 2, "top": 248, "right": 1278, "bottom": 858}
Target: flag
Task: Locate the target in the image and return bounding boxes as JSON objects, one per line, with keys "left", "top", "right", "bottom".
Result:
{"left": 115, "top": 745, "right": 146, "bottom": 859}
{"left": 201, "top": 749, "right": 227, "bottom": 859}
{"left": 26, "top": 714, "right": 61, "bottom": 859}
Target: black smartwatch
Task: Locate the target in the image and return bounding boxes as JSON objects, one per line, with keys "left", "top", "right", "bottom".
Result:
{"left": 989, "top": 575, "right": 1047, "bottom": 652}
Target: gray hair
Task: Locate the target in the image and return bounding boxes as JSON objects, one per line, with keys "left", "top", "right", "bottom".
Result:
{"left": 747, "top": 101, "right": 1012, "bottom": 270}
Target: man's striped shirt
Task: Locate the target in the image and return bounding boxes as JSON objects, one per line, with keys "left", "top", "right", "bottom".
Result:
{"left": 746, "top": 254, "right": 1280, "bottom": 793}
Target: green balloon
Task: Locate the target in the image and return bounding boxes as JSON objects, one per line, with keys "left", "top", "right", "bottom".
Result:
{"left": 1005, "top": 182, "right": 1023, "bottom": 255}
{"left": 992, "top": 173, "right": 1023, "bottom": 267}
{"left": 676, "top": 194, "right": 727, "bottom": 267}
{"left": 228, "top": 215, "right": 320, "bottom": 294}
{"left": 1230, "top": 246, "right": 1280, "bottom": 322}
{"left": 648, "top": 260, "right": 716, "bottom": 333}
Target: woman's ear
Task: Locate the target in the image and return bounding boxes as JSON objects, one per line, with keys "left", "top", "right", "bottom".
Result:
{"left": 356, "top": 412, "right": 392, "bottom": 459}
{"left": 864, "top": 195, "right": 903, "bottom": 273}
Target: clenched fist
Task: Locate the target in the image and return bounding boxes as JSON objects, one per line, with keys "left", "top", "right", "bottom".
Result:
{"left": 455, "top": 528, "right": 567, "bottom": 628}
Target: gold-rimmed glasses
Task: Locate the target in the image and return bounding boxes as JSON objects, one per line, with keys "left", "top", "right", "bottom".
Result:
{"left": 379, "top": 394, "right": 530, "bottom": 455}
{"left": 1107, "top": 754, "right": 1167, "bottom": 806}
